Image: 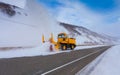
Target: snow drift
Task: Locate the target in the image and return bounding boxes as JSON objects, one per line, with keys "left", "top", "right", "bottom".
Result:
{"left": 0, "top": 42, "right": 59, "bottom": 58}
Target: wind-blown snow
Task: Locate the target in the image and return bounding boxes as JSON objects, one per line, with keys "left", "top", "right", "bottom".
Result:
{"left": 76, "top": 45, "right": 120, "bottom": 75}
{"left": 0, "top": 0, "right": 67, "bottom": 47}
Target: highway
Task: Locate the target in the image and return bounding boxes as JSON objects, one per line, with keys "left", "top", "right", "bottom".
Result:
{"left": 0, "top": 46, "right": 111, "bottom": 75}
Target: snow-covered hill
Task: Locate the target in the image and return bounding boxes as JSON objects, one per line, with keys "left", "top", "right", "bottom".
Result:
{"left": 0, "top": 0, "right": 67, "bottom": 47}
{"left": 59, "top": 22, "right": 117, "bottom": 45}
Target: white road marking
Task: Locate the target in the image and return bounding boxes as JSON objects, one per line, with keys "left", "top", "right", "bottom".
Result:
{"left": 34, "top": 48, "right": 104, "bottom": 75}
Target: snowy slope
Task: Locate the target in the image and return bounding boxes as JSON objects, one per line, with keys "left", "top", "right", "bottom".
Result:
{"left": 76, "top": 45, "right": 120, "bottom": 75}
{"left": 60, "top": 22, "right": 117, "bottom": 45}
{"left": 0, "top": 0, "right": 67, "bottom": 47}
{"left": 0, "top": 0, "right": 26, "bottom": 8}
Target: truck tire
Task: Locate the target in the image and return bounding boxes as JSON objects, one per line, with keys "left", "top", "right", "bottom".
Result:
{"left": 70, "top": 44, "right": 75, "bottom": 50}
{"left": 61, "top": 44, "right": 67, "bottom": 50}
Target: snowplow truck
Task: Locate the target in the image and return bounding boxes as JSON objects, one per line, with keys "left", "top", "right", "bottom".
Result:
{"left": 56, "top": 33, "right": 76, "bottom": 50}
{"left": 42, "top": 33, "right": 76, "bottom": 50}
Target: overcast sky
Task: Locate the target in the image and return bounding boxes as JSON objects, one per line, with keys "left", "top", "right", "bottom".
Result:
{"left": 38, "top": 0, "right": 120, "bottom": 37}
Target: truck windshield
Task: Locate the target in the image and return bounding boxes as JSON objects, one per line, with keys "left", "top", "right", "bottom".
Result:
{"left": 58, "top": 34, "right": 66, "bottom": 38}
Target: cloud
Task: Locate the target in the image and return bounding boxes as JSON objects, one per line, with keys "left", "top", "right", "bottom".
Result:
{"left": 56, "top": 0, "right": 104, "bottom": 28}
{"left": 52, "top": 0, "right": 120, "bottom": 37}
{"left": 118, "top": 17, "right": 120, "bottom": 21}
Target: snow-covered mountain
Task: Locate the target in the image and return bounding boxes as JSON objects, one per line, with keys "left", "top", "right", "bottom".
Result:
{"left": 59, "top": 22, "right": 117, "bottom": 45}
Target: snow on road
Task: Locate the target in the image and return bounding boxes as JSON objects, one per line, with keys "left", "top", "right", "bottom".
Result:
{"left": 76, "top": 45, "right": 120, "bottom": 75}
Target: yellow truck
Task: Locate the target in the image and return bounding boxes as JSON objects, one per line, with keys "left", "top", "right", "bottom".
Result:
{"left": 42, "top": 33, "right": 76, "bottom": 50}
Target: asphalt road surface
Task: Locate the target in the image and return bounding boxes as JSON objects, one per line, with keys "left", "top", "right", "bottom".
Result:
{"left": 0, "top": 46, "right": 111, "bottom": 75}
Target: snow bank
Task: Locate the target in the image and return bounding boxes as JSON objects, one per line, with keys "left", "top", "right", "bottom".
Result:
{"left": 75, "top": 45, "right": 107, "bottom": 50}
{"left": 0, "top": 45, "right": 107, "bottom": 59}
{"left": 0, "top": 42, "right": 59, "bottom": 59}
{"left": 76, "top": 45, "right": 120, "bottom": 75}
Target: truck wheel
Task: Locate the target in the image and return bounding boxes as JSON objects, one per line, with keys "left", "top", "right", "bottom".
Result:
{"left": 61, "top": 44, "right": 67, "bottom": 50}
{"left": 70, "top": 45, "right": 75, "bottom": 50}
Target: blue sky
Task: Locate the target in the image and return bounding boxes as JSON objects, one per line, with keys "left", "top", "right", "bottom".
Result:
{"left": 38, "top": 0, "right": 63, "bottom": 8}
{"left": 80, "top": 0, "right": 116, "bottom": 11}
{"left": 38, "top": 0, "right": 120, "bottom": 37}
{"left": 38, "top": 0, "right": 117, "bottom": 12}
